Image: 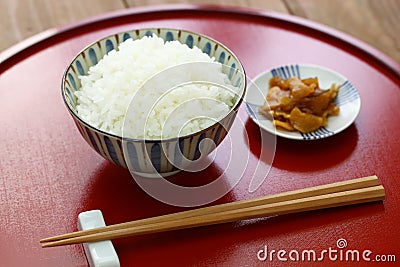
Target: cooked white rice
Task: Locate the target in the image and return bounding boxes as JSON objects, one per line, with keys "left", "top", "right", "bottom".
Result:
{"left": 75, "top": 34, "right": 238, "bottom": 139}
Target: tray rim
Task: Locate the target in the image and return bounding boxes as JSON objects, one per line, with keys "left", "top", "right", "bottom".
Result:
{"left": 0, "top": 4, "right": 399, "bottom": 81}
{"left": 0, "top": 5, "right": 399, "bottom": 265}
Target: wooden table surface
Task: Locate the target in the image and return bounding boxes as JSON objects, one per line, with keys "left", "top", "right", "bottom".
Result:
{"left": 1, "top": 1, "right": 400, "bottom": 266}
{"left": 1, "top": 0, "right": 399, "bottom": 63}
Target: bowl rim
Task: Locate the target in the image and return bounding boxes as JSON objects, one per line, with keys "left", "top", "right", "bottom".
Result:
{"left": 61, "top": 27, "right": 247, "bottom": 143}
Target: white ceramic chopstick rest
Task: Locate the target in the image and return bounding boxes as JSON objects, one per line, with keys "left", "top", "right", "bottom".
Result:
{"left": 77, "top": 210, "right": 120, "bottom": 267}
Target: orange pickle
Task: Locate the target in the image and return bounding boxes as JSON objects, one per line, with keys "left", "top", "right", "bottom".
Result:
{"left": 259, "top": 76, "right": 340, "bottom": 133}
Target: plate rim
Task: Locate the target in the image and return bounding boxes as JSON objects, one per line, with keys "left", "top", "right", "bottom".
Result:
{"left": 245, "top": 63, "right": 362, "bottom": 140}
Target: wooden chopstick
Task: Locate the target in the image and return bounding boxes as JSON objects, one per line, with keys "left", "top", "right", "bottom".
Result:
{"left": 41, "top": 176, "right": 384, "bottom": 248}
{"left": 41, "top": 176, "right": 379, "bottom": 243}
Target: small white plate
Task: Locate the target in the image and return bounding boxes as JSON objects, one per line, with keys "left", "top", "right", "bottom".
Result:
{"left": 245, "top": 64, "right": 361, "bottom": 140}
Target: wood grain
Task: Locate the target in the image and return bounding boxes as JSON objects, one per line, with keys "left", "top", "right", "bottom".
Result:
{"left": 0, "top": 4, "right": 398, "bottom": 265}
{"left": 0, "top": 0, "right": 125, "bottom": 52}
{"left": 284, "top": 0, "right": 400, "bottom": 63}
{"left": 0, "top": 0, "right": 399, "bottom": 63}
{"left": 41, "top": 177, "right": 384, "bottom": 247}
{"left": 124, "top": 0, "right": 288, "bottom": 12}
{"left": 43, "top": 186, "right": 385, "bottom": 247}
{"left": 41, "top": 176, "right": 381, "bottom": 244}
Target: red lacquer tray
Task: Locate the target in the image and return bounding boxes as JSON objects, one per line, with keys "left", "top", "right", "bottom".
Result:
{"left": 1, "top": 5, "right": 399, "bottom": 267}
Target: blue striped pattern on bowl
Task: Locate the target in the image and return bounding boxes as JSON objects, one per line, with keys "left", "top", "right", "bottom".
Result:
{"left": 62, "top": 28, "right": 246, "bottom": 176}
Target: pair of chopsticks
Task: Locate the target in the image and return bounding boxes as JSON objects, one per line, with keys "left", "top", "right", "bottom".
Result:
{"left": 40, "top": 175, "right": 384, "bottom": 248}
